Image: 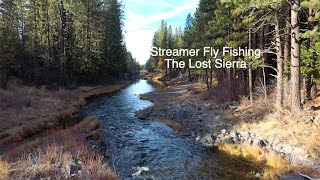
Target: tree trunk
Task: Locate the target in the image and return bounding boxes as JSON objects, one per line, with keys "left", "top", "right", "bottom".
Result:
{"left": 284, "top": 8, "right": 290, "bottom": 106}
{"left": 33, "top": 0, "right": 39, "bottom": 85}
{"left": 205, "top": 69, "right": 209, "bottom": 90}
{"left": 1, "top": 74, "right": 8, "bottom": 90}
{"left": 165, "top": 62, "right": 168, "bottom": 75}
{"left": 210, "top": 68, "right": 213, "bottom": 88}
{"left": 59, "top": 1, "right": 67, "bottom": 86}
{"left": 204, "top": 56, "right": 209, "bottom": 89}
{"left": 275, "top": 16, "right": 284, "bottom": 110}
{"left": 232, "top": 57, "right": 236, "bottom": 100}
{"left": 228, "top": 68, "right": 232, "bottom": 101}
{"left": 259, "top": 24, "right": 267, "bottom": 102}
{"left": 248, "top": 28, "right": 253, "bottom": 105}
{"left": 290, "top": 0, "right": 302, "bottom": 113}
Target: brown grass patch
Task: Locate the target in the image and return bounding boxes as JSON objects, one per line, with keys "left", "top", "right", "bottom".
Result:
{"left": 0, "top": 156, "right": 9, "bottom": 179}
{"left": 0, "top": 81, "right": 130, "bottom": 146}
{"left": 0, "top": 117, "right": 118, "bottom": 179}
{"left": 217, "top": 143, "right": 313, "bottom": 179}
{"left": 153, "top": 118, "right": 183, "bottom": 132}
{"left": 82, "top": 82, "right": 130, "bottom": 99}
{"left": 237, "top": 114, "right": 320, "bottom": 149}
{"left": 0, "top": 79, "right": 130, "bottom": 179}
{"left": 73, "top": 116, "right": 100, "bottom": 133}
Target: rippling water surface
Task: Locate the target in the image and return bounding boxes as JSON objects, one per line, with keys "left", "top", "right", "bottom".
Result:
{"left": 79, "top": 80, "right": 261, "bottom": 179}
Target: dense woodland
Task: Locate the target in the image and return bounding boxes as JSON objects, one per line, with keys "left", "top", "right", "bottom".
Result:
{"left": 0, "top": 0, "right": 139, "bottom": 87}
{"left": 146, "top": 0, "right": 320, "bottom": 113}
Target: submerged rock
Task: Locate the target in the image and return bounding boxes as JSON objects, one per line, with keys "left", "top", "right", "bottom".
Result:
{"left": 131, "top": 167, "right": 150, "bottom": 177}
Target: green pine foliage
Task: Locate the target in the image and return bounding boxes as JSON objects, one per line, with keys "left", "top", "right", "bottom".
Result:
{"left": 0, "top": 0, "right": 138, "bottom": 86}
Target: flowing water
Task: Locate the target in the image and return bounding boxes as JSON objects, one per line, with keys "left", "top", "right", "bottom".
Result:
{"left": 79, "top": 80, "right": 262, "bottom": 179}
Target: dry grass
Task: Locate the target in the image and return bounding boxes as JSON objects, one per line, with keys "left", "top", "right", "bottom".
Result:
{"left": 0, "top": 79, "right": 130, "bottom": 179}
{"left": 237, "top": 113, "right": 320, "bottom": 149}
{"left": 153, "top": 118, "right": 183, "bottom": 132}
{"left": 216, "top": 87, "right": 320, "bottom": 178}
{"left": 0, "top": 80, "right": 130, "bottom": 146}
{"left": 73, "top": 116, "right": 100, "bottom": 133}
{"left": 144, "top": 73, "right": 166, "bottom": 86}
{"left": 218, "top": 144, "right": 288, "bottom": 168}
{"left": 81, "top": 82, "right": 130, "bottom": 99}
{"left": 161, "top": 76, "right": 319, "bottom": 177}
{"left": 0, "top": 156, "right": 9, "bottom": 179}
{"left": 217, "top": 143, "right": 313, "bottom": 179}
{"left": 0, "top": 116, "right": 118, "bottom": 180}
{"left": 0, "top": 85, "right": 81, "bottom": 145}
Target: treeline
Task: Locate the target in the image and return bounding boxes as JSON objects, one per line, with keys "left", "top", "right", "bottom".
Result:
{"left": 0, "top": 0, "right": 139, "bottom": 88}
{"left": 146, "top": 0, "right": 320, "bottom": 113}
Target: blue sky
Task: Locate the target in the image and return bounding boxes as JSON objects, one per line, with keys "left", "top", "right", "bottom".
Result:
{"left": 123, "top": 0, "right": 199, "bottom": 65}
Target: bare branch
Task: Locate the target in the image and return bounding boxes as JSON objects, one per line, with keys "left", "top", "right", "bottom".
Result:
{"left": 259, "top": 64, "right": 278, "bottom": 73}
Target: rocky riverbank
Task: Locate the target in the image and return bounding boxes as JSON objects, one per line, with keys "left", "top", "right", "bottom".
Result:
{"left": 136, "top": 75, "right": 320, "bottom": 179}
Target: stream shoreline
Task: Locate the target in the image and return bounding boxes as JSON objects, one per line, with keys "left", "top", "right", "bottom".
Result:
{"left": 0, "top": 80, "right": 132, "bottom": 179}
{"left": 136, "top": 74, "right": 320, "bottom": 179}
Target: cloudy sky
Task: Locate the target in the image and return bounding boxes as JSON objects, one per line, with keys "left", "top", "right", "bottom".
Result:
{"left": 123, "top": 0, "right": 198, "bottom": 65}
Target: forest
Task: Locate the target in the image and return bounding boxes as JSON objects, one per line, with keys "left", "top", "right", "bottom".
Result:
{"left": 0, "top": 0, "right": 139, "bottom": 87}
{"left": 146, "top": 0, "right": 320, "bottom": 113}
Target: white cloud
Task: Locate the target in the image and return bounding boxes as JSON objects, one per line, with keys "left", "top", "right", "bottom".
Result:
{"left": 123, "top": 1, "right": 198, "bottom": 64}
{"left": 125, "top": 4, "right": 195, "bottom": 31}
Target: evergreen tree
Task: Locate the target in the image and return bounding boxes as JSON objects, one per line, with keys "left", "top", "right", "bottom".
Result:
{"left": 0, "top": 0, "right": 19, "bottom": 89}
{"left": 102, "top": 0, "right": 126, "bottom": 76}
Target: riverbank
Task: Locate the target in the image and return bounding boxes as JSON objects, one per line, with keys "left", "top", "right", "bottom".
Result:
{"left": 136, "top": 73, "right": 320, "bottom": 179}
{"left": 0, "top": 78, "right": 131, "bottom": 179}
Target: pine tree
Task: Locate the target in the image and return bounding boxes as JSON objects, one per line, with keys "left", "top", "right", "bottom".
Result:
{"left": 184, "top": 13, "right": 195, "bottom": 79}
{"left": 0, "top": 0, "right": 19, "bottom": 89}
{"left": 301, "top": 0, "right": 320, "bottom": 100}
{"left": 102, "top": 0, "right": 126, "bottom": 76}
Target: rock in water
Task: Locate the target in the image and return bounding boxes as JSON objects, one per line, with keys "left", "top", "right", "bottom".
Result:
{"left": 131, "top": 167, "right": 150, "bottom": 177}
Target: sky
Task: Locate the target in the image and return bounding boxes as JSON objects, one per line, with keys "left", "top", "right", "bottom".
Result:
{"left": 123, "top": 0, "right": 199, "bottom": 65}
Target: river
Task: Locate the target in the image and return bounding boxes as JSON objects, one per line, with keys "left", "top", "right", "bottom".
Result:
{"left": 79, "top": 80, "right": 261, "bottom": 179}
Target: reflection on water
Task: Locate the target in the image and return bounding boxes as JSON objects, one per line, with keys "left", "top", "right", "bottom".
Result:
{"left": 79, "top": 80, "right": 261, "bottom": 179}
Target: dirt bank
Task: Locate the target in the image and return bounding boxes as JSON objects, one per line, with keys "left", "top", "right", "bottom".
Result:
{"left": 136, "top": 82, "right": 232, "bottom": 136}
